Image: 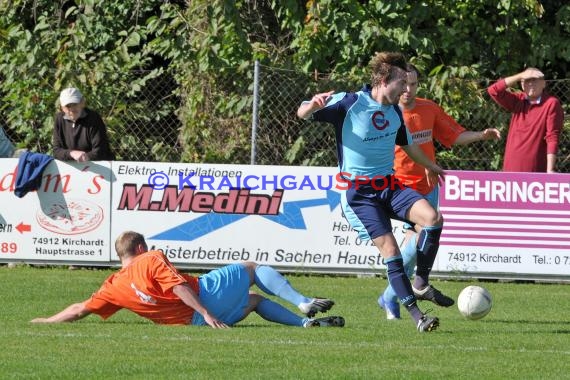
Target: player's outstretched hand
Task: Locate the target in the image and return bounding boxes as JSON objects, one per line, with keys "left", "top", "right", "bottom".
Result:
{"left": 425, "top": 164, "right": 445, "bottom": 188}
{"left": 203, "top": 312, "right": 229, "bottom": 329}
{"left": 297, "top": 91, "right": 334, "bottom": 119}
{"left": 31, "top": 318, "right": 49, "bottom": 323}
{"left": 310, "top": 91, "right": 334, "bottom": 109}
{"left": 481, "top": 128, "right": 501, "bottom": 141}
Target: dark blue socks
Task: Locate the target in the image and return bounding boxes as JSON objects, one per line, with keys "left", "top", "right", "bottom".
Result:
{"left": 386, "top": 256, "right": 423, "bottom": 322}
{"left": 385, "top": 256, "right": 415, "bottom": 307}
{"left": 414, "top": 226, "right": 442, "bottom": 289}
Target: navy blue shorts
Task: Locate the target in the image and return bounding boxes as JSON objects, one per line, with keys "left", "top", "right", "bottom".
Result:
{"left": 341, "top": 176, "right": 424, "bottom": 240}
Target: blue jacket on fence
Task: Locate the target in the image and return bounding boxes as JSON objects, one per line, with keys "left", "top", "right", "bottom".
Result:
{"left": 15, "top": 152, "right": 54, "bottom": 198}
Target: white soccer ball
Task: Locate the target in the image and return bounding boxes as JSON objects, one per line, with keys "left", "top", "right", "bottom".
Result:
{"left": 457, "top": 285, "right": 492, "bottom": 320}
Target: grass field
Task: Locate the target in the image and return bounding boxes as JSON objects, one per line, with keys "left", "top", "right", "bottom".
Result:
{"left": 1, "top": 266, "right": 569, "bottom": 379}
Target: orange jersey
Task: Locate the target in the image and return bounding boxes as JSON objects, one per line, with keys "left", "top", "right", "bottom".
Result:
{"left": 394, "top": 98, "right": 465, "bottom": 195}
{"left": 85, "top": 250, "right": 199, "bottom": 325}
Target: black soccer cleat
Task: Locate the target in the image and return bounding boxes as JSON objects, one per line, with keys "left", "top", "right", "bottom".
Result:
{"left": 304, "top": 316, "right": 345, "bottom": 328}
{"left": 299, "top": 298, "right": 335, "bottom": 318}
{"left": 413, "top": 285, "right": 455, "bottom": 307}
{"left": 417, "top": 314, "right": 439, "bottom": 332}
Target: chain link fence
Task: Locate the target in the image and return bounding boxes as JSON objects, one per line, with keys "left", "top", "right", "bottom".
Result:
{"left": 1, "top": 64, "right": 569, "bottom": 172}
{"left": 254, "top": 64, "right": 570, "bottom": 172}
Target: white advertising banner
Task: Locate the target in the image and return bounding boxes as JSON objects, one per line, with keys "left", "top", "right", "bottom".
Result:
{"left": 0, "top": 158, "right": 112, "bottom": 263}
{"left": 110, "top": 162, "right": 394, "bottom": 273}
{"left": 1, "top": 158, "right": 568, "bottom": 281}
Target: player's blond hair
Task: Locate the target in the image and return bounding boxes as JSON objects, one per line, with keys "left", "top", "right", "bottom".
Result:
{"left": 115, "top": 231, "right": 147, "bottom": 259}
{"left": 369, "top": 52, "right": 407, "bottom": 88}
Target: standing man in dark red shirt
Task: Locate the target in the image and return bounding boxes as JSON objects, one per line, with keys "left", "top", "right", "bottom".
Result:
{"left": 487, "top": 68, "right": 564, "bottom": 173}
{"left": 53, "top": 87, "right": 115, "bottom": 162}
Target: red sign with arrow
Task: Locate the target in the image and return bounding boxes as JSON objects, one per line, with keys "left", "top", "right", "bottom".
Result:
{"left": 16, "top": 222, "right": 31, "bottom": 234}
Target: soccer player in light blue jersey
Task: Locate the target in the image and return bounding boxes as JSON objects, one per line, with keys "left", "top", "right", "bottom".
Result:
{"left": 377, "top": 63, "right": 500, "bottom": 320}
{"left": 297, "top": 52, "right": 448, "bottom": 332}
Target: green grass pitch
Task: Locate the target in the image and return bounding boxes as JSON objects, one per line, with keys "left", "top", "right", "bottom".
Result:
{"left": 1, "top": 266, "right": 568, "bottom": 379}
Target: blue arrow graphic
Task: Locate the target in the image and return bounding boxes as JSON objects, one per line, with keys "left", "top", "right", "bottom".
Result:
{"left": 261, "top": 189, "right": 340, "bottom": 229}
{"left": 150, "top": 213, "right": 248, "bottom": 241}
{"left": 150, "top": 190, "right": 340, "bottom": 241}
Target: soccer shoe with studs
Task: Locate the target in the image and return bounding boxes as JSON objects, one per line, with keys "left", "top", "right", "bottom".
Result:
{"left": 413, "top": 285, "right": 455, "bottom": 307}
{"left": 304, "top": 316, "right": 345, "bottom": 328}
{"left": 378, "top": 295, "right": 401, "bottom": 320}
{"left": 416, "top": 314, "right": 439, "bottom": 332}
{"left": 298, "top": 298, "right": 335, "bottom": 318}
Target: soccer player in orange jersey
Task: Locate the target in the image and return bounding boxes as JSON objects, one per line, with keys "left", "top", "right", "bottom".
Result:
{"left": 378, "top": 64, "right": 501, "bottom": 320}
{"left": 32, "top": 231, "right": 344, "bottom": 328}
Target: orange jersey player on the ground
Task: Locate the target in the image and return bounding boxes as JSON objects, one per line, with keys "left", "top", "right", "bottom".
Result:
{"left": 85, "top": 250, "right": 199, "bottom": 325}
{"left": 32, "top": 231, "right": 344, "bottom": 329}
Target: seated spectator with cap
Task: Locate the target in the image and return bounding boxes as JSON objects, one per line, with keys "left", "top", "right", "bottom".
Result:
{"left": 53, "top": 87, "right": 115, "bottom": 162}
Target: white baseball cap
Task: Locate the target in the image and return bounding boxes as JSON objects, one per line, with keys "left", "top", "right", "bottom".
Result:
{"left": 59, "top": 87, "right": 83, "bottom": 106}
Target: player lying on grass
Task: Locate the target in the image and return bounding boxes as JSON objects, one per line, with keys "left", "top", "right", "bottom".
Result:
{"left": 31, "top": 231, "right": 344, "bottom": 328}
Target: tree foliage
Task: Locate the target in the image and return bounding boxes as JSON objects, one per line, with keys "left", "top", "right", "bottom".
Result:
{"left": 0, "top": 0, "right": 568, "bottom": 165}
{"left": 0, "top": 0, "right": 179, "bottom": 160}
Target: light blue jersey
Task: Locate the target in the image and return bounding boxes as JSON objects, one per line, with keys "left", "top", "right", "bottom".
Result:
{"left": 311, "top": 86, "right": 412, "bottom": 180}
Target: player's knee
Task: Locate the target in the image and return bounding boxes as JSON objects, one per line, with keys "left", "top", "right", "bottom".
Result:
{"left": 433, "top": 211, "right": 443, "bottom": 226}
{"left": 248, "top": 292, "right": 264, "bottom": 310}
{"left": 424, "top": 209, "right": 442, "bottom": 227}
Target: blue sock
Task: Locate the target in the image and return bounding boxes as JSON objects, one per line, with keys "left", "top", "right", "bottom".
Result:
{"left": 385, "top": 256, "right": 415, "bottom": 308}
{"left": 385, "top": 256, "right": 423, "bottom": 322}
{"left": 414, "top": 226, "right": 442, "bottom": 289}
{"left": 255, "top": 298, "right": 306, "bottom": 326}
{"left": 381, "top": 234, "right": 417, "bottom": 304}
{"left": 254, "top": 265, "right": 310, "bottom": 306}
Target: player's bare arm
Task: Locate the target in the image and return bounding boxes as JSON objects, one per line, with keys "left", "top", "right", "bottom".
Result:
{"left": 172, "top": 283, "right": 228, "bottom": 329}
{"left": 454, "top": 128, "right": 501, "bottom": 145}
{"left": 296, "top": 91, "right": 334, "bottom": 119}
{"left": 31, "top": 301, "right": 92, "bottom": 323}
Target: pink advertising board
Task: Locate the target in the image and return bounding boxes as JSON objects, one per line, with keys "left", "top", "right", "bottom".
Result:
{"left": 438, "top": 170, "right": 570, "bottom": 278}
